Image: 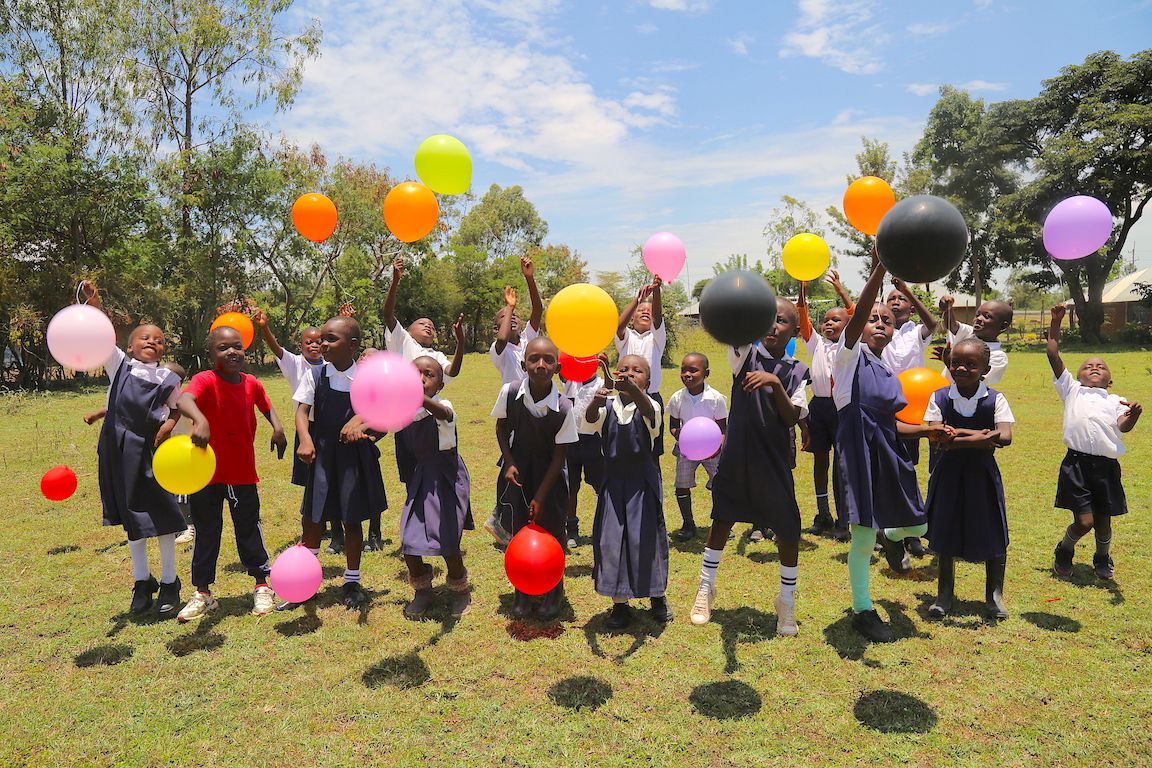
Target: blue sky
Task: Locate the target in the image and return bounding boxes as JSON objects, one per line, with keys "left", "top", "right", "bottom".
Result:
{"left": 274, "top": 0, "right": 1152, "bottom": 291}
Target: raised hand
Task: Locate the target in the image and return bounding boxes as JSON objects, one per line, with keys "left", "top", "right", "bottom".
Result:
{"left": 938, "top": 295, "right": 954, "bottom": 313}
{"left": 252, "top": 308, "right": 268, "bottom": 327}
{"left": 504, "top": 286, "right": 517, "bottom": 307}
{"left": 1051, "top": 303, "right": 1066, "bottom": 322}
{"left": 520, "top": 255, "right": 534, "bottom": 278}
{"left": 392, "top": 256, "right": 404, "bottom": 282}
{"left": 453, "top": 313, "right": 465, "bottom": 344}
{"left": 338, "top": 302, "right": 355, "bottom": 317}
{"left": 1121, "top": 400, "right": 1142, "bottom": 419}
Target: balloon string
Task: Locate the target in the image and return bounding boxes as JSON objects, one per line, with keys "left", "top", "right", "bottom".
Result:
{"left": 75, "top": 281, "right": 87, "bottom": 305}
{"left": 497, "top": 480, "right": 532, "bottom": 533}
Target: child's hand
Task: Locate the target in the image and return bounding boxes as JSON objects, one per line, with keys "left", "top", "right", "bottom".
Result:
{"left": 340, "top": 418, "right": 367, "bottom": 443}
{"left": 826, "top": 269, "right": 844, "bottom": 291}
{"left": 930, "top": 345, "right": 946, "bottom": 363}
{"left": 971, "top": 429, "right": 1001, "bottom": 449}
{"left": 190, "top": 421, "right": 211, "bottom": 449}
{"left": 392, "top": 257, "right": 404, "bottom": 282}
{"left": 79, "top": 280, "right": 98, "bottom": 302}
{"left": 742, "top": 370, "right": 779, "bottom": 392}
{"left": 614, "top": 375, "right": 642, "bottom": 398}
{"left": 527, "top": 499, "right": 542, "bottom": 523}
{"left": 638, "top": 283, "right": 654, "bottom": 302}
{"left": 1051, "top": 303, "right": 1066, "bottom": 322}
{"left": 891, "top": 276, "right": 912, "bottom": 296}
{"left": 154, "top": 422, "right": 174, "bottom": 448}
{"left": 797, "top": 280, "right": 807, "bottom": 307}
{"left": 1121, "top": 400, "right": 1142, "bottom": 419}
{"left": 453, "top": 313, "right": 465, "bottom": 344}
{"left": 520, "top": 255, "right": 534, "bottom": 278}
{"left": 338, "top": 302, "right": 355, "bottom": 317}
{"left": 504, "top": 286, "right": 517, "bottom": 307}
{"left": 503, "top": 463, "right": 521, "bottom": 487}
{"left": 927, "top": 424, "right": 955, "bottom": 446}
{"left": 271, "top": 427, "right": 287, "bottom": 459}
{"left": 651, "top": 275, "right": 663, "bottom": 289}
{"left": 82, "top": 410, "right": 102, "bottom": 425}
{"left": 799, "top": 420, "right": 811, "bottom": 451}
{"left": 938, "top": 295, "right": 954, "bottom": 313}
{"left": 297, "top": 440, "right": 315, "bottom": 463}
{"left": 590, "top": 387, "right": 611, "bottom": 410}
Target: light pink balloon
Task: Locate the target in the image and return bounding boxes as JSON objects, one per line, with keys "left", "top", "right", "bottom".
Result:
{"left": 46, "top": 304, "right": 116, "bottom": 371}
{"left": 679, "top": 416, "right": 723, "bottom": 461}
{"left": 349, "top": 350, "right": 425, "bottom": 432}
{"left": 642, "top": 232, "right": 686, "bottom": 282}
{"left": 269, "top": 545, "right": 323, "bottom": 603}
{"left": 1043, "top": 196, "right": 1113, "bottom": 261}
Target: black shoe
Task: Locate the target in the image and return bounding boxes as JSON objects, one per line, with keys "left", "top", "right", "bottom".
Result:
{"left": 805, "top": 513, "right": 834, "bottom": 536}
{"left": 606, "top": 603, "right": 632, "bottom": 630}
{"left": 879, "top": 533, "right": 912, "bottom": 573}
{"left": 536, "top": 585, "right": 564, "bottom": 621}
{"left": 928, "top": 556, "right": 954, "bottom": 619}
{"left": 674, "top": 524, "right": 697, "bottom": 542}
{"left": 325, "top": 538, "right": 346, "bottom": 555}
{"left": 1053, "top": 543, "right": 1074, "bottom": 577}
{"left": 851, "top": 609, "right": 895, "bottom": 643}
{"left": 904, "top": 537, "right": 926, "bottom": 558}
{"left": 156, "top": 577, "right": 182, "bottom": 615}
{"left": 130, "top": 576, "right": 159, "bottom": 615}
{"left": 342, "top": 581, "right": 367, "bottom": 610}
{"left": 510, "top": 590, "right": 533, "bottom": 620}
{"left": 650, "top": 596, "right": 673, "bottom": 623}
{"left": 1092, "top": 553, "right": 1114, "bottom": 580}
{"left": 985, "top": 555, "right": 1008, "bottom": 619}
{"left": 831, "top": 525, "right": 851, "bottom": 543}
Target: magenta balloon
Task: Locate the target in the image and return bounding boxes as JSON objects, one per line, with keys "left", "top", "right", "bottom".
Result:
{"left": 46, "top": 304, "right": 116, "bottom": 371}
{"left": 642, "top": 232, "right": 686, "bottom": 283}
{"left": 1043, "top": 196, "right": 1113, "bottom": 260}
{"left": 679, "top": 416, "right": 723, "bottom": 461}
{"left": 349, "top": 350, "right": 424, "bottom": 432}
{"left": 269, "top": 545, "right": 323, "bottom": 603}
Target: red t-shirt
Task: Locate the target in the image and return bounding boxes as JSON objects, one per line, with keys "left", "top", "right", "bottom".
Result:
{"left": 184, "top": 371, "right": 272, "bottom": 485}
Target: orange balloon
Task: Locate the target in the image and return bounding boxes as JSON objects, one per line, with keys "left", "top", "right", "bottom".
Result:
{"left": 895, "top": 367, "right": 949, "bottom": 424}
{"left": 843, "top": 176, "right": 896, "bottom": 236}
{"left": 292, "top": 193, "right": 338, "bottom": 242}
{"left": 383, "top": 182, "right": 439, "bottom": 243}
{"left": 210, "top": 312, "right": 255, "bottom": 349}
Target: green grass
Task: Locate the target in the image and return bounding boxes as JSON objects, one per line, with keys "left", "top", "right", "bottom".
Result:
{"left": 2, "top": 333, "right": 1151, "bottom": 767}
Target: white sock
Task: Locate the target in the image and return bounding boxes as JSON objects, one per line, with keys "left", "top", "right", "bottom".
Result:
{"left": 157, "top": 534, "right": 177, "bottom": 583}
{"left": 344, "top": 569, "right": 361, "bottom": 583}
{"left": 308, "top": 547, "right": 321, "bottom": 557}
{"left": 779, "top": 564, "right": 798, "bottom": 602}
{"left": 700, "top": 547, "right": 723, "bottom": 589}
{"left": 128, "top": 538, "right": 150, "bottom": 581}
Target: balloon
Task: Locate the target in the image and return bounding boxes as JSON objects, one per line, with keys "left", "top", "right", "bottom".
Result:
{"left": 210, "top": 312, "right": 255, "bottom": 349}
{"left": 679, "top": 417, "right": 723, "bottom": 461}
{"left": 642, "top": 232, "right": 686, "bottom": 283}
{"left": 895, "top": 367, "right": 949, "bottom": 425}
{"left": 504, "top": 523, "right": 565, "bottom": 595}
{"left": 41, "top": 465, "right": 77, "bottom": 501}
{"left": 782, "top": 233, "right": 831, "bottom": 282}
{"left": 383, "top": 181, "right": 439, "bottom": 243}
{"left": 46, "top": 304, "right": 116, "bottom": 371}
{"left": 152, "top": 435, "right": 217, "bottom": 495}
{"left": 414, "top": 135, "right": 472, "bottom": 195}
{"left": 1043, "top": 196, "right": 1113, "bottom": 260}
{"left": 291, "top": 193, "right": 338, "bottom": 242}
{"left": 843, "top": 176, "right": 896, "bottom": 236}
{"left": 698, "top": 270, "right": 778, "bottom": 347}
{"left": 786, "top": 337, "right": 796, "bottom": 358}
{"left": 876, "top": 195, "right": 969, "bottom": 283}
{"left": 545, "top": 283, "right": 618, "bottom": 358}
{"left": 559, "top": 352, "right": 598, "bottom": 382}
{"left": 349, "top": 351, "right": 424, "bottom": 432}
{"left": 269, "top": 545, "right": 323, "bottom": 604}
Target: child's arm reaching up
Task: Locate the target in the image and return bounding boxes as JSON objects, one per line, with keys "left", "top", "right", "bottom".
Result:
{"left": 261, "top": 404, "right": 288, "bottom": 459}
{"left": 1047, "top": 304, "right": 1066, "bottom": 378}
{"left": 1118, "top": 401, "right": 1142, "bottom": 433}
{"left": 828, "top": 270, "right": 854, "bottom": 314}
{"left": 616, "top": 282, "right": 654, "bottom": 339}
{"left": 494, "top": 287, "right": 518, "bottom": 355}
{"left": 383, "top": 257, "right": 403, "bottom": 332}
{"left": 797, "top": 281, "right": 812, "bottom": 342}
{"left": 448, "top": 313, "right": 464, "bottom": 378}
{"left": 522, "top": 255, "right": 543, "bottom": 332}
{"left": 892, "top": 276, "right": 938, "bottom": 337}
{"left": 252, "top": 308, "right": 286, "bottom": 360}
{"left": 842, "top": 259, "right": 887, "bottom": 349}
{"left": 651, "top": 275, "right": 663, "bottom": 330}
{"left": 938, "top": 295, "right": 958, "bottom": 335}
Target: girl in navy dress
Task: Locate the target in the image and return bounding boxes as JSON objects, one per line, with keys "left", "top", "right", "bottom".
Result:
{"left": 924, "top": 338, "right": 1015, "bottom": 619}
{"left": 582, "top": 356, "right": 669, "bottom": 629}
{"left": 397, "top": 356, "right": 474, "bottom": 618}
{"left": 832, "top": 262, "right": 946, "bottom": 643}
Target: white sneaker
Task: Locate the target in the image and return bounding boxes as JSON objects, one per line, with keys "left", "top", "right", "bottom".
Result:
{"left": 690, "top": 581, "right": 716, "bottom": 626}
{"left": 252, "top": 585, "right": 277, "bottom": 616}
{"left": 175, "top": 525, "right": 195, "bottom": 545}
{"left": 774, "top": 594, "right": 798, "bottom": 637}
{"left": 177, "top": 591, "right": 218, "bottom": 622}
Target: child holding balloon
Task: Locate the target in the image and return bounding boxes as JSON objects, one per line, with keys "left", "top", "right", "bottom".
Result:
{"left": 616, "top": 277, "right": 666, "bottom": 462}
{"left": 81, "top": 282, "right": 188, "bottom": 616}
{"left": 666, "top": 352, "right": 728, "bottom": 542}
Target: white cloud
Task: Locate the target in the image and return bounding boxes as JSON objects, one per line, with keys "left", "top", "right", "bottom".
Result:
{"left": 956, "top": 79, "right": 1009, "bottom": 92}
{"left": 779, "top": 0, "right": 887, "bottom": 75}
{"left": 623, "top": 89, "right": 678, "bottom": 116}
{"left": 636, "top": 22, "right": 658, "bottom": 34}
{"left": 906, "top": 22, "right": 951, "bottom": 36}
{"left": 832, "top": 108, "right": 864, "bottom": 124}
{"left": 649, "top": 60, "right": 699, "bottom": 73}
{"left": 974, "top": 0, "right": 993, "bottom": 8}
{"left": 727, "top": 33, "right": 753, "bottom": 56}
{"left": 906, "top": 83, "right": 937, "bottom": 96}
{"left": 648, "top": 0, "right": 714, "bottom": 11}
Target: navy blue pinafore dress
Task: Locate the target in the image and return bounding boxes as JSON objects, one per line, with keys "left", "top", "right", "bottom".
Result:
{"left": 397, "top": 410, "right": 473, "bottom": 557}
{"left": 496, "top": 388, "right": 571, "bottom": 545}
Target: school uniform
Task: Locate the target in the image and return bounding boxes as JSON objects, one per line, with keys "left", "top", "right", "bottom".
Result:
{"left": 1052, "top": 370, "right": 1130, "bottom": 517}
{"left": 925, "top": 385, "right": 1015, "bottom": 562}
{"left": 666, "top": 383, "right": 728, "bottom": 489}
{"left": 945, "top": 324, "right": 1008, "bottom": 386}
{"left": 709, "top": 344, "right": 809, "bottom": 542}
{"left": 582, "top": 393, "right": 668, "bottom": 600}
{"left": 802, "top": 331, "right": 839, "bottom": 455}
{"left": 276, "top": 350, "right": 324, "bottom": 486}
{"left": 97, "top": 346, "right": 186, "bottom": 539}
{"left": 489, "top": 325, "right": 539, "bottom": 385}
{"left": 563, "top": 376, "right": 605, "bottom": 494}
{"left": 615, "top": 325, "right": 667, "bottom": 456}
{"left": 385, "top": 324, "right": 453, "bottom": 384}
{"left": 883, "top": 321, "right": 932, "bottom": 465}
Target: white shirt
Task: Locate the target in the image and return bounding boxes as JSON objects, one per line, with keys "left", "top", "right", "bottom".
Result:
{"left": 488, "top": 324, "right": 539, "bottom": 385}
{"left": 293, "top": 361, "right": 357, "bottom": 421}
{"left": 924, "top": 383, "right": 1015, "bottom": 423}
{"left": 666, "top": 383, "right": 728, "bottom": 424}
{"left": 491, "top": 380, "right": 579, "bottom": 445}
{"left": 563, "top": 375, "right": 604, "bottom": 422}
{"left": 728, "top": 343, "right": 810, "bottom": 419}
{"left": 832, "top": 336, "right": 887, "bottom": 412}
{"left": 412, "top": 396, "right": 457, "bottom": 450}
{"left": 580, "top": 392, "right": 662, "bottom": 438}
{"left": 104, "top": 346, "right": 180, "bottom": 409}
{"left": 803, "top": 332, "right": 837, "bottom": 398}
{"left": 276, "top": 350, "right": 323, "bottom": 394}
{"left": 882, "top": 321, "right": 932, "bottom": 374}
{"left": 385, "top": 324, "right": 453, "bottom": 385}
{"left": 615, "top": 324, "right": 666, "bottom": 393}
{"left": 1054, "top": 369, "right": 1128, "bottom": 458}
{"left": 945, "top": 323, "right": 1009, "bottom": 387}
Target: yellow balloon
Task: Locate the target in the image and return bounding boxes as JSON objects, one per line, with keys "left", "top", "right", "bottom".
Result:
{"left": 782, "top": 233, "right": 831, "bottom": 282}
{"left": 152, "top": 435, "right": 217, "bottom": 495}
{"left": 545, "top": 284, "right": 618, "bottom": 358}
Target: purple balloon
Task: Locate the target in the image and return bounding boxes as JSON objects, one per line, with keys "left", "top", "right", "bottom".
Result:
{"left": 1043, "top": 196, "right": 1113, "bottom": 261}
{"left": 269, "top": 545, "right": 322, "bottom": 603}
{"left": 349, "top": 350, "right": 424, "bottom": 432}
{"left": 679, "top": 416, "right": 723, "bottom": 461}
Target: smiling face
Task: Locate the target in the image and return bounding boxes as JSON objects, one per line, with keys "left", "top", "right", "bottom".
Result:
{"left": 949, "top": 340, "right": 991, "bottom": 391}
{"left": 127, "top": 324, "right": 166, "bottom": 364}
{"left": 864, "top": 303, "right": 896, "bottom": 353}
{"left": 821, "top": 307, "right": 850, "bottom": 342}
{"left": 494, "top": 306, "right": 522, "bottom": 343}
{"left": 1077, "top": 357, "right": 1112, "bottom": 389}
{"left": 414, "top": 355, "right": 445, "bottom": 398}
{"left": 319, "top": 317, "right": 358, "bottom": 368}
{"left": 298, "top": 327, "right": 323, "bottom": 363}
{"left": 886, "top": 289, "right": 912, "bottom": 324}
{"left": 408, "top": 318, "right": 435, "bottom": 347}
{"left": 972, "top": 301, "right": 1013, "bottom": 341}
{"left": 206, "top": 327, "right": 245, "bottom": 374}
{"left": 633, "top": 302, "right": 654, "bottom": 333}
{"left": 522, "top": 337, "right": 560, "bottom": 385}
{"left": 616, "top": 354, "right": 651, "bottom": 398}
{"left": 762, "top": 298, "right": 799, "bottom": 355}
{"left": 680, "top": 353, "right": 709, "bottom": 393}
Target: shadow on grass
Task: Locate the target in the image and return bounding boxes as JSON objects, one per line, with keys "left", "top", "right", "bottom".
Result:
{"left": 710, "top": 607, "right": 778, "bottom": 674}
{"left": 74, "top": 643, "right": 133, "bottom": 667}
{"left": 1041, "top": 565, "right": 1124, "bottom": 605}
{"left": 854, "top": 689, "right": 937, "bottom": 733}
{"left": 362, "top": 652, "right": 430, "bottom": 690}
{"left": 669, "top": 533, "right": 706, "bottom": 555}
{"left": 582, "top": 607, "right": 666, "bottom": 663}
{"left": 564, "top": 563, "right": 593, "bottom": 579}
{"left": 548, "top": 675, "right": 613, "bottom": 712}
{"left": 275, "top": 609, "right": 323, "bottom": 637}
{"left": 47, "top": 544, "right": 81, "bottom": 555}
{"left": 823, "top": 600, "right": 929, "bottom": 663}
{"left": 689, "top": 680, "right": 761, "bottom": 720}
{"left": 95, "top": 540, "right": 128, "bottom": 554}
{"left": 167, "top": 631, "right": 225, "bottom": 657}
{"left": 106, "top": 606, "right": 168, "bottom": 637}
{"left": 1020, "top": 611, "right": 1082, "bottom": 633}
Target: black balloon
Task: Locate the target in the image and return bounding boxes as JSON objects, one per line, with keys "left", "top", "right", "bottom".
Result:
{"left": 875, "top": 195, "right": 969, "bottom": 283}
{"left": 698, "top": 270, "right": 778, "bottom": 347}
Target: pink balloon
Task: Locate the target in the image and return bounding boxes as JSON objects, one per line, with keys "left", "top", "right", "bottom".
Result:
{"left": 349, "top": 351, "right": 424, "bottom": 432}
{"left": 642, "top": 232, "right": 686, "bottom": 282}
{"left": 1043, "top": 196, "right": 1113, "bottom": 260}
{"left": 679, "top": 416, "right": 722, "bottom": 461}
{"left": 269, "top": 545, "right": 322, "bottom": 603}
{"left": 46, "top": 304, "right": 116, "bottom": 371}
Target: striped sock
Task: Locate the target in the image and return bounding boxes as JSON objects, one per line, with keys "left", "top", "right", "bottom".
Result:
{"left": 779, "top": 564, "right": 798, "bottom": 602}
{"left": 344, "top": 569, "right": 361, "bottom": 584}
{"left": 1094, "top": 534, "right": 1111, "bottom": 557}
{"left": 700, "top": 547, "right": 723, "bottom": 589}
{"left": 815, "top": 492, "right": 829, "bottom": 517}
{"left": 1061, "top": 525, "right": 1086, "bottom": 552}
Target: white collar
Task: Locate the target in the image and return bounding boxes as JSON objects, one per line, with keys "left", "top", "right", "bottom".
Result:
{"left": 515, "top": 378, "right": 560, "bottom": 411}
{"left": 325, "top": 360, "right": 357, "bottom": 380}
{"left": 948, "top": 382, "right": 988, "bottom": 403}
{"left": 754, "top": 342, "right": 794, "bottom": 363}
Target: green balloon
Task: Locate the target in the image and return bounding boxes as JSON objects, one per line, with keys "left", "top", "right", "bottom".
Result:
{"left": 414, "top": 135, "right": 472, "bottom": 195}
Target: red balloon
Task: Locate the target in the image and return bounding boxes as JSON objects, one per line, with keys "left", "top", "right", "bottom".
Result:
{"left": 559, "top": 353, "right": 598, "bottom": 382}
{"left": 41, "top": 465, "right": 78, "bottom": 501}
{"left": 504, "top": 524, "right": 565, "bottom": 595}
{"left": 895, "top": 367, "right": 949, "bottom": 425}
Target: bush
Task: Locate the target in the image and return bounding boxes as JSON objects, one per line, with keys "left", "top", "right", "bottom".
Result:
{"left": 1116, "top": 323, "right": 1152, "bottom": 345}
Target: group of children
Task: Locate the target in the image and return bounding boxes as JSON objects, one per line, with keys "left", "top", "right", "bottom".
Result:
{"left": 83, "top": 253, "right": 1142, "bottom": 641}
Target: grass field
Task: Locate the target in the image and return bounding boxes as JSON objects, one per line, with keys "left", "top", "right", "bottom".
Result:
{"left": 3, "top": 330, "right": 1151, "bottom": 767}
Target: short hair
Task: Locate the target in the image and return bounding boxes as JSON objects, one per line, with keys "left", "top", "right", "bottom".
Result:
{"left": 413, "top": 355, "right": 443, "bottom": 375}
{"left": 683, "top": 352, "right": 709, "bottom": 368}
{"left": 128, "top": 323, "right": 164, "bottom": 345}
{"left": 326, "top": 316, "right": 360, "bottom": 340}
{"left": 300, "top": 326, "right": 321, "bottom": 338}
{"left": 953, "top": 337, "right": 991, "bottom": 365}
{"left": 525, "top": 336, "right": 559, "bottom": 357}
{"left": 206, "top": 325, "right": 242, "bottom": 346}
{"left": 619, "top": 353, "right": 650, "bottom": 376}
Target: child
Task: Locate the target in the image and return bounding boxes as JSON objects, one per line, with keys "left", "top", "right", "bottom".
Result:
{"left": 492, "top": 336, "right": 579, "bottom": 621}
{"left": 798, "top": 271, "right": 854, "bottom": 542}
{"left": 397, "top": 356, "right": 474, "bottom": 618}
{"left": 1048, "top": 304, "right": 1141, "bottom": 580}
{"left": 616, "top": 277, "right": 666, "bottom": 462}
{"left": 82, "top": 282, "right": 187, "bottom": 616}
{"left": 582, "top": 355, "right": 670, "bottom": 629}
{"left": 689, "top": 297, "right": 809, "bottom": 638}
{"left": 937, "top": 296, "right": 1013, "bottom": 386}
{"left": 832, "top": 262, "right": 945, "bottom": 643}
{"left": 924, "top": 338, "right": 1015, "bottom": 619}
{"left": 176, "top": 326, "right": 288, "bottom": 621}
{"left": 561, "top": 356, "right": 606, "bottom": 549}
{"left": 666, "top": 352, "right": 728, "bottom": 542}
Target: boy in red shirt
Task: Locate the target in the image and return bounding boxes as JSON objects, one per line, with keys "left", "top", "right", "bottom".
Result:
{"left": 176, "top": 325, "right": 288, "bottom": 621}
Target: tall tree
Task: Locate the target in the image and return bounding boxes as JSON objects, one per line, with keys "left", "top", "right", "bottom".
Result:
{"left": 762, "top": 195, "right": 832, "bottom": 298}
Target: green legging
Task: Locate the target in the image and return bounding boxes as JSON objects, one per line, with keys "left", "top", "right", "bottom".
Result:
{"left": 848, "top": 523, "right": 929, "bottom": 612}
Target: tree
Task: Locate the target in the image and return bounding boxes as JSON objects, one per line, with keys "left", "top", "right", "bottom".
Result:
{"left": 762, "top": 196, "right": 833, "bottom": 298}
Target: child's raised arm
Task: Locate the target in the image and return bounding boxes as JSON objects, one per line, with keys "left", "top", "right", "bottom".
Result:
{"left": 797, "top": 281, "right": 812, "bottom": 342}
{"left": 252, "top": 308, "right": 286, "bottom": 360}
{"left": 843, "top": 260, "right": 887, "bottom": 349}
{"left": 651, "top": 275, "right": 663, "bottom": 330}
{"left": 521, "top": 255, "right": 543, "bottom": 332}
{"left": 617, "top": 282, "right": 654, "bottom": 339}
{"left": 494, "top": 287, "right": 517, "bottom": 355}
{"left": 892, "top": 276, "right": 938, "bottom": 337}
{"left": 1047, "top": 304, "right": 1066, "bottom": 378}
{"left": 261, "top": 404, "right": 288, "bottom": 459}
{"left": 383, "top": 257, "right": 403, "bottom": 332}
{"left": 828, "top": 270, "right": 854, "bottom": 314}
{"left": 938, "top": 295, "right": 958, "bottom": 335}
{"left": 448, "top": 313, "right": 464, "bottom": 378}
